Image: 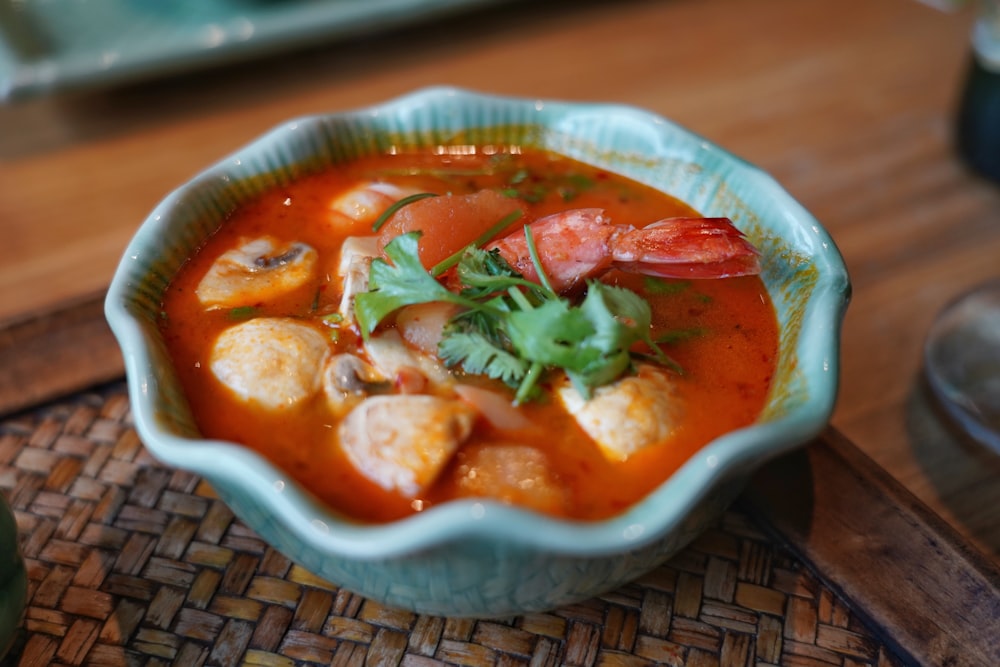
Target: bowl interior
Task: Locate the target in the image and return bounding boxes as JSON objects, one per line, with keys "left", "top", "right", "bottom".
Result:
{"left": 106, "top": 87, "right": 849, "bottom": 556}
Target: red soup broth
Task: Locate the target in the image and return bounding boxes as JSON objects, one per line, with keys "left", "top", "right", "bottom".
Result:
{"left": 159, "top": 147, "right": 779, "bottom": 522}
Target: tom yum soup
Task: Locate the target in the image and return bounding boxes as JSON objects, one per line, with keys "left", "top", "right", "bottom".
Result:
{"left": 159, "top": 146, "right": 779, "bottom": 522}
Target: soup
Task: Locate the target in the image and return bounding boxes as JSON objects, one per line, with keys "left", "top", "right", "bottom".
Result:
{"left": 159, "top": 146, "right": 778, "bottom": 522}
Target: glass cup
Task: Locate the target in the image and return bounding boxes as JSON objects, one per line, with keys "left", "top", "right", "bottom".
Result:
{"left": 923, "top": 1, "right": 1000, "bottom": 452}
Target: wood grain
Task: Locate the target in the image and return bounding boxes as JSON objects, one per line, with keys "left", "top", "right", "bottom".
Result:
{"left": 0, "top": 292, "right": 122, "bottom": 417}
{"left": 1, "top": 0, "right": 998, "bottom": 601}
{"left": 744, "top": 428, "right": 1000, "bottom": 667}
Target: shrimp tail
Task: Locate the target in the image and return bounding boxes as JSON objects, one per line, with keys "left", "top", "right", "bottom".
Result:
{"left": 490, "top": 211, "right": 761, "bottom": 291}
{"left": 610, "top": 217, "right": 761, "bottom": 279}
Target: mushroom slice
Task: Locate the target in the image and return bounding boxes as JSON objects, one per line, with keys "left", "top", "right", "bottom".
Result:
{"left": 196, "top": 236, "right": 318, "bottom": 309}
{"left": 210, "top": 318, "right": 329, "bottom": 410}
{"left": 555, "top": 364, "right": 685, "bottom": 462}
{"left": 325, "top": 353, "right": 386, "bottom": 395}
{"left": 338, "top": 395, "right": 477, "bottom": 497}
{"left": 322, "top": 353, "right": 390, "bottom": 417}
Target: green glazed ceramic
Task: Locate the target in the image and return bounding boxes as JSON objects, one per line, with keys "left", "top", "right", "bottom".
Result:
{"left": 105, "top": 87, "right": 850, "bottom": 617}
{"left": 0, "top": 0, "right": 503, "bottom": 102}
{"left": 0, "top": 492, "right": 26, "bottom": 660}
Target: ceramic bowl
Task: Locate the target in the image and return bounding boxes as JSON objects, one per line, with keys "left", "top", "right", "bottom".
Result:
{"left": 105, "top": 87, "right": 850, "bottom": 617}
{"left": 0, "top": 492, "right": 26, "bottom": 659}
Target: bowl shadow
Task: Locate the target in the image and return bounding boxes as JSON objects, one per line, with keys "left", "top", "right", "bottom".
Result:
{"left": 904, "top": 370, "right": 1000, "bottom": 562}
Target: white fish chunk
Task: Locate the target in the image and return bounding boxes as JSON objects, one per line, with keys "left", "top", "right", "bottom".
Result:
{"left": 210, "top": 318, "right": 329, "bottom": 410}
{"left": 196, "top": 236, "right": 318, "bottom": 309}
{"left": 338, "top": 394, "right": 477, "bottom": 497}
{"left": 556, "top": 365, "right": 685, "bottom": 462}
{"left": 453, "top": 443, "right": 568, "bottom": 514}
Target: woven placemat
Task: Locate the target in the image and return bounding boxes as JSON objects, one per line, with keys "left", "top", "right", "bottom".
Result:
{"left": 0, "top": 382, "right": 903, "bottom": 667}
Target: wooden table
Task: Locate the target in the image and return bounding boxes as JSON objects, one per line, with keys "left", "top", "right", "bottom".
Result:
{"left": 2, "top": 0, "right": 1000, "bottom": 664}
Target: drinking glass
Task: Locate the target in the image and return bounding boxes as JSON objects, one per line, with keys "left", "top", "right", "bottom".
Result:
{"left": 925, "top": 281, "right": 1000, "bottom": 452}
{"left": 923, "top": 0, "right": 1000, "bottom": 452}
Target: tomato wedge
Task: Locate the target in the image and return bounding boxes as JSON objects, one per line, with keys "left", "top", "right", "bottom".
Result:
{"left": 376, "top": 190, "right": 525, "bottom": 269}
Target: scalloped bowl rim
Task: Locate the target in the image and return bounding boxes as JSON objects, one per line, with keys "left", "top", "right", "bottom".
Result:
{"left": 106, "top": 86, "right": 849, "bottom": 560}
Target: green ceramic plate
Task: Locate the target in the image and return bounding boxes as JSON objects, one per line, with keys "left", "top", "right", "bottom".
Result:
{"left": 0, "top": 0, "right": 501, "bottom": 102}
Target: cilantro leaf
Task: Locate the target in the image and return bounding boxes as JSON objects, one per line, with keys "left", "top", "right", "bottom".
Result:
{"left": 438, "top": 327, "right": 529, "bottom": 386}
{"left": 598, "top": 283, "right": 680, "bottom": 363}
{"left": 355, "top": 225, "right": 679, "bottom": 403}
{"left": 455, "top": 246, "right": 542, "bottom": 300}
{"left": 506, "top": 298, "right": 592, "bottom": 370}
{"left": 353, "top": 232, "right": 466, "bottom": 336}
{"left": 506, "top": 286, "right": 628, "bottom": 396}
{"left": 657, "top": 327, "right": 708, "bottom": 344}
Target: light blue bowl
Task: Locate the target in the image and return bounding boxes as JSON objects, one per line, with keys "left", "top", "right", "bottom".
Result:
{"left": 105, "top": 87, "right": 850, "bottom": 617}
{"left": 0, "top": 492, "right": 26, "bottom": 660}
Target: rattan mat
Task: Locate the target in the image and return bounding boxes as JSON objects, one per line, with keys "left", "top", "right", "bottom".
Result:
{"left": 0, "top": 382, "right": 902, "bottom": 667}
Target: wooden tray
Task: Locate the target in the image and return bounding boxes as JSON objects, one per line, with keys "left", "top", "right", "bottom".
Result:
{"left": 1, "top": 293, "right": 998, "bottom": 667}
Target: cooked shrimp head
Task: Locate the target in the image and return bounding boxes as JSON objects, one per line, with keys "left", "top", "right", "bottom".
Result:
{"left": 488, "top": 210, "right": 760, "bottom": 292}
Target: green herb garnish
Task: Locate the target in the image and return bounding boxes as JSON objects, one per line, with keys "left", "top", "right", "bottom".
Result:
{"left": 228, "top": 306, "right": 259, "bottom": 320}
{"left": 656, "top": 327, "right": 708, "bottom": 344}
{"left": 501, "top": 169, "right": 596, "bottom": 205}
{"left": 370, "top": 192, "right": 438, "bottom": 232}
{"left": 429, "top": 210, "right": 524, "bottom": 277}
{"left": 354, "top": 232, "right": 480, "bottom": 334}
{"left": 354, "top": 228, "right": 677, "bottom": 403}
{"left": 643, "top": 277, "right": 690, "bottom": 295}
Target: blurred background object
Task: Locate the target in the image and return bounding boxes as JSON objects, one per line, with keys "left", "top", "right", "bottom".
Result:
{"left": 956, "top": 0, "right": 1000, "bottom": 181}
{"left": 922, "top": 0, "right": 1000, "bottom": 465}
{"left": 0, "top": 0, "right": 505, "bottom": 102}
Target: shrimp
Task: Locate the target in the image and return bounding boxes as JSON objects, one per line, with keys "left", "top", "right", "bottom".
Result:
{"left": 369, "top": 188, "right": 759, "bottom": 292}
{"left": 196, "top": 236, "right": 318, "bottom": 309}
{"left": 487, "top": 209, "right": 760, "bottom": 293}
